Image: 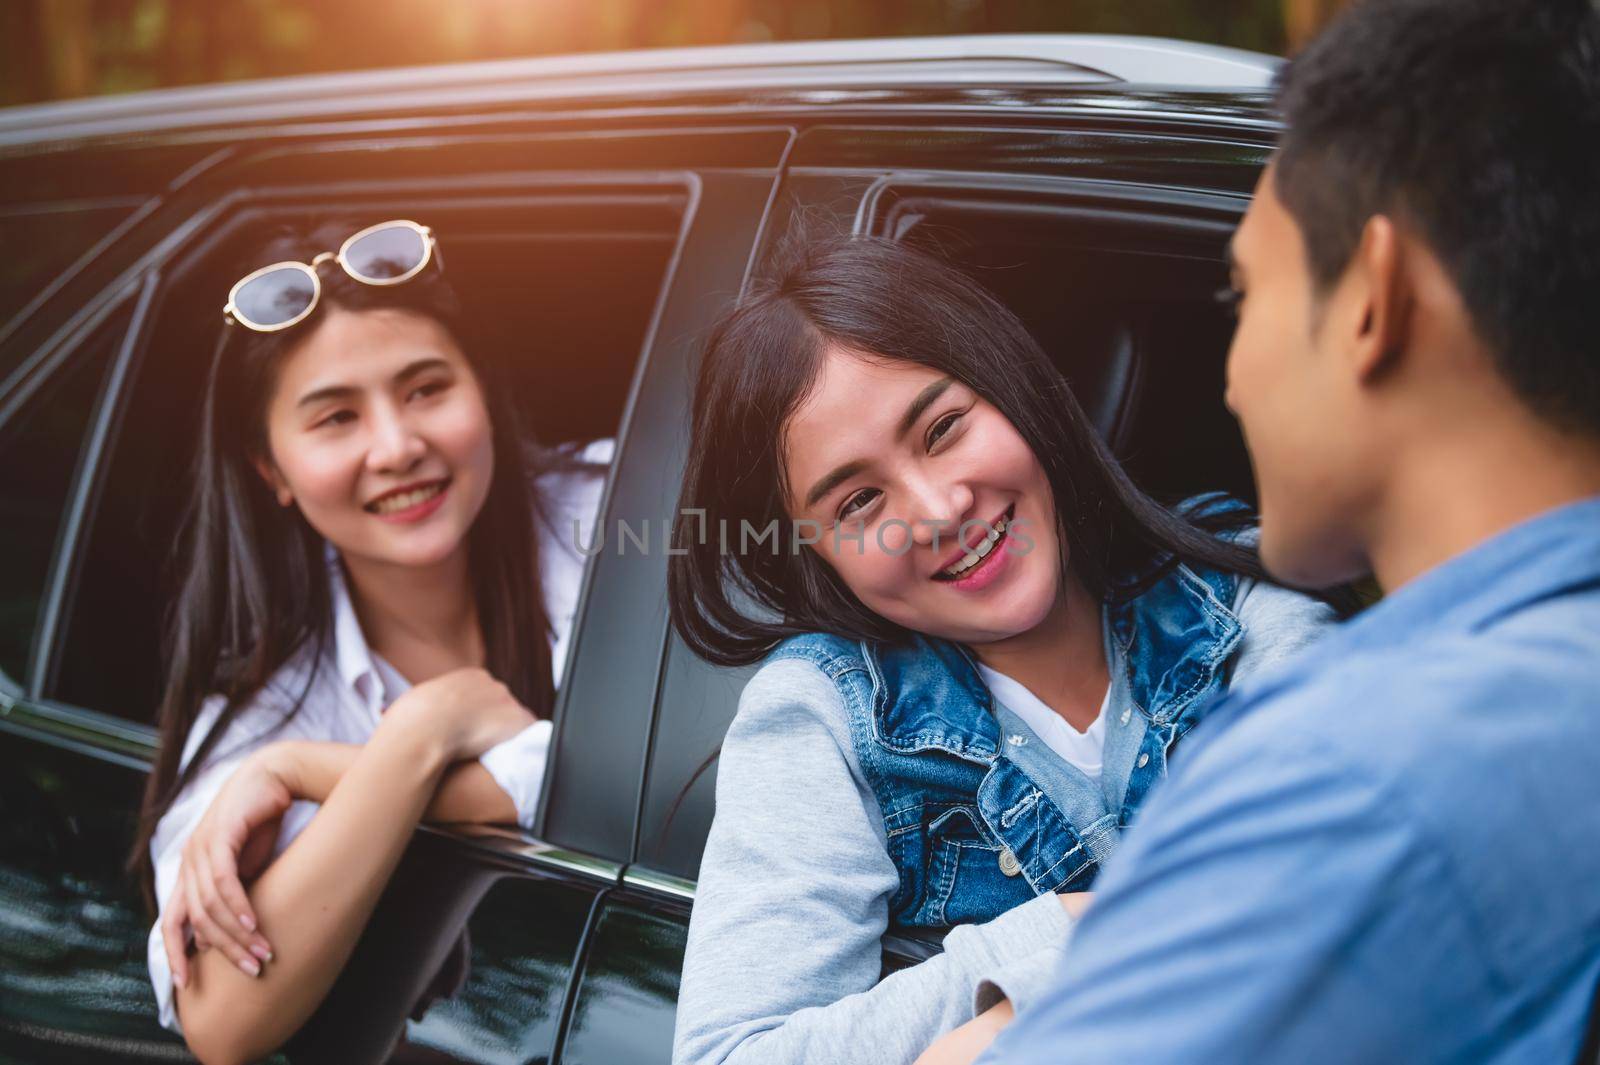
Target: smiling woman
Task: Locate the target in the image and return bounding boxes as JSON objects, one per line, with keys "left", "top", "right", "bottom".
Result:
{"left": 666, "top": 235, "right": 1342, "bottom": 1065}
{"left": 121, "top": 219, "right": 607, "bottom": 1065}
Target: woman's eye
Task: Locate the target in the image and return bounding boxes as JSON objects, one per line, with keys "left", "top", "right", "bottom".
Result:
{"left": 1214, "top": 285, "right": 1244, "bottom": 318}
{"left": 409, "top": 380, "right": 448, "bottom": 401}
{"left": 316, "top": 410, "right": 355, "bottom": 429}
{"left": 927, "top": 411, "right": 963, "bottom": 449}
{"left": 839, "top": 488, "right": 880, "bottom": 519}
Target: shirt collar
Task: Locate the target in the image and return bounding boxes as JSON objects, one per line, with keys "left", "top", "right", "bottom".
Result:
{"left": 1315, "top": 493, "right": 1600, "bottom": 659}
{"left": 325, "top": 542, "right": 388, "bottom": 716}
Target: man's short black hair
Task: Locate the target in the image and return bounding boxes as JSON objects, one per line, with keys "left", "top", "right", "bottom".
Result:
{"left": 1274, "top": 0, "right": 1600, "bottom": 434}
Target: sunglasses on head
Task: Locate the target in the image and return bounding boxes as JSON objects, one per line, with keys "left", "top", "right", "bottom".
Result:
{"left": 223, "top": 219, "right": 439, "bottom": 333}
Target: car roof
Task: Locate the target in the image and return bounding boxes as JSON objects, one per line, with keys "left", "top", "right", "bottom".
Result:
{"left": 0, "top": 34, "right": 1280, "bottom": 151}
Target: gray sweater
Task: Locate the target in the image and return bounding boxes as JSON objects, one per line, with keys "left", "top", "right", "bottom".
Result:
{"left": 672, "top": 579, "right": 1336, "bottom": 1065}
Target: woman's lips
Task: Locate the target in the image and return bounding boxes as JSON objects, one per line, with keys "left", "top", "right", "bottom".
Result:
{"left": 370, "top": 480, "right": 450, "bottom": 524}
{"left": 943, "top": 523, "right": 1014, "bottom": 592}
{"left": 932, "top": 504, "right": 1015, "bottom": 584}
{"left": 935, "top": 504, "right": 1013, "bottom": 574}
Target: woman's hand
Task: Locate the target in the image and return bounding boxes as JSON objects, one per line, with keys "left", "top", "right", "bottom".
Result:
{"left": 1059, "top": 891, "right": 1094, "bottom": 919}
{"left": 161, "top": 747, "right": 292, "bottom": 987}
{"left": 913, "top": 999, "right": 1015, "bottom": 1065}
{"left": 380, "top": 667, "right": 536, "bottom": 762}
{"left": 910, "top": 895, "right": 1088, "bottom": 1065}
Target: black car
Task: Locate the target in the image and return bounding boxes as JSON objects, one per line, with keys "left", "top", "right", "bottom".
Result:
{"left": 0, "top": 34, "right": 1282, "bottom": 1063}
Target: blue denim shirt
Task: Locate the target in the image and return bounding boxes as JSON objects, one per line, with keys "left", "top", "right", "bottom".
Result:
{"left": 768, "top": 553, "right": 1246, "bottom": 931}
{"left": 978, "top": 495, "right": 1600, "bottom": 1065}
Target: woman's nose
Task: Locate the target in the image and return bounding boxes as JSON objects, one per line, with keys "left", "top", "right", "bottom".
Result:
{"left": 366, "top": 404, "right": 426, "bottom": 473}
{"left": 908, "top": 476, "right": 974, "bottom": 547}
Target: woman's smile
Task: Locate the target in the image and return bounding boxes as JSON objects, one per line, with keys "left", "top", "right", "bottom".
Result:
{"left": 364, "top": 477, "right": 452, "bottom": 523}
{"left": 931, "top": 503, "right": 1016, "bottom": 592}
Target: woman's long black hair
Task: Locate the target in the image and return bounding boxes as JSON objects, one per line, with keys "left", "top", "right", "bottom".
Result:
{"left": 131, "top": 219, "right": 556, "bottom": 909}
{"left": 668, "top": 233, "right": 1269, "bottom": 669}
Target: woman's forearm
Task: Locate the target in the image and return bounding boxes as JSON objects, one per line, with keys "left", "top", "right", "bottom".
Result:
{"left": 270, "top": 739, "right": 517, "bottom": 824}
{"left": 173, "top": 721, "right": 449, "bottom": 1065}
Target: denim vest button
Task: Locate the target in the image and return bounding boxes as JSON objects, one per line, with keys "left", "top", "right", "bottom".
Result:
{"left": 1007, "top": 734, "right": 1027, "bottom": 747}
{"left": 998, "top": 848, "right": 1022, "bottom": 877}
{"left": 1119, "top": 707, "right": 1132, "bottom": 726}
{"left": 1137, "top": 753, "right": 1150, "bottom": 768}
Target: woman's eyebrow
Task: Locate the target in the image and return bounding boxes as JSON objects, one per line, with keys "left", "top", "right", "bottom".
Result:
{"left": 393, "top": 356, "right": 451, "bottom": 384}
{"left": 896, "top": 377, "right": 954, "bottom": 440}
{"left": 805, "top": 460, "right": 867, "bottom": 509}
{"left": 802, "top": 376, "right": 957, "bottom": 508}
{"left": 295, "top": 358, "right": 450, "bottom": 409}
{"left": 296, "top": 383, "right": 355, "bottom": 410}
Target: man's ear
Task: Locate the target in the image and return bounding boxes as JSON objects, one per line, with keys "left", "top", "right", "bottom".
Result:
{"left": 251, "top": 453, "right": 293, "bottom": 508}
{"left": 1349, "top": 214, "right": 1413, "bottom": 384}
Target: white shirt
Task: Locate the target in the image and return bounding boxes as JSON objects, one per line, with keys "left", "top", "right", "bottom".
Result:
{"left": 145, "top": 437, "right": 612, "bottom": 1031}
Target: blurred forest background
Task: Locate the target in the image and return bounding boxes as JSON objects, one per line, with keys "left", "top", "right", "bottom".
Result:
{"left": 3, "top": 0, "right": 1350, "bottom": 108}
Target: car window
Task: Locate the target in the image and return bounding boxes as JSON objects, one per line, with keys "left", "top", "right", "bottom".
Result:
{"left": 635, "top": 182, "right": 1254, "bottom": 881}
{"left": 42, "top": 191, "right": 686, "bottom": 726}
{"left": 0, "top": 301, "right": 131, "bottom": 691}
{"left": 0, "top": 200, "right": 144, "bottom": 364}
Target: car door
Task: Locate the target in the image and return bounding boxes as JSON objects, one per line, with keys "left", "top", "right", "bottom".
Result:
{"left": 0, "top": 117, "right": 791, "bottom": 1064}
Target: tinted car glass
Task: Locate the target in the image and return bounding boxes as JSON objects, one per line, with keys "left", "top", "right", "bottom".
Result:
{"left": 0, "top": 200, "right": 143, "bottom": 366}
{"left": 882, "top": 190, "right": 1254, "bottom": 501}
{"left": 0, "top": 301, "right": 129, "bottom": 689}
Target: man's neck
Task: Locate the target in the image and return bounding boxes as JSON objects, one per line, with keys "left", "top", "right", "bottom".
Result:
{"left": 1366, "top": 415, "right": 1600, "bottom": 593}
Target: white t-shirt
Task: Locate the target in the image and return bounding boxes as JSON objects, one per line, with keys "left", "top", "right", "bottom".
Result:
{"left": 145, "top": 437, "right": 612, "bottom": 1032}
{"left": 976, "top": 662, "right": 1111, "bottom": 784}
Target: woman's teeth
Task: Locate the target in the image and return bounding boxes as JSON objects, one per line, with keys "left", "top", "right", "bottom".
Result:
{"left": 942, "top": 516, "right": 1009, "bottom": 578}
{"left": 370, "top": 482, "right": 445, "bottom": 514}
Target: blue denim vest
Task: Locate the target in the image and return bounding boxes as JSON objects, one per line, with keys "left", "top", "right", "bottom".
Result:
{"left": 768, "top": 558, "right": 1242, "bottom": 930}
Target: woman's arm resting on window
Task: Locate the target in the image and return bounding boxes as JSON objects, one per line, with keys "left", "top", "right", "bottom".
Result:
{"left": 278, "top": 740, "right": 518, "bottom": 824}
{"left": 170, "top": 668, "right": 532, "bottom": 1065}
{"left": 161, "top": 735, "right": 521, "bottom": 982}
{"left": 173, "top": 714, "right": 449, "bottom": 1065}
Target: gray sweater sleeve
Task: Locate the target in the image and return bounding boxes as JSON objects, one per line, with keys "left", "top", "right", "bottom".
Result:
{"left": 1228, "top": 576, "right": 1339, "bottom": 690}
{"left": 672, "top": 657, "right": 1075, "bottom": 1065}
